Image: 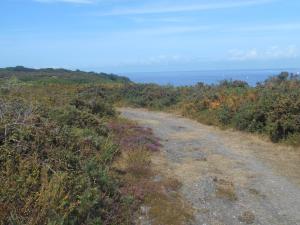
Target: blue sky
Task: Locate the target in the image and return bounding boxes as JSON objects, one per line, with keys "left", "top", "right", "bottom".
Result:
{"left": 0, "top": 0, "right": 299, "bottom": 72}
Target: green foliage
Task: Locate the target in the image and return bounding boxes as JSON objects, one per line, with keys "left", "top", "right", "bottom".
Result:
{"left": 0, "top": 83, "right": 129, "bottom": 225}
{"left": 105, "top": 72, "right": 300, "bottom": 145}
{"left": 0, "top": 66, "right": 131, "bottom": 85}
{"left": 117, "top": 83, "right": 181, "bottom": 110}
{"left": 217, "top": 105, "right": 234, "bottom": 126}
{"left": 232, "top": 102, "right": 266, "bottom": 132}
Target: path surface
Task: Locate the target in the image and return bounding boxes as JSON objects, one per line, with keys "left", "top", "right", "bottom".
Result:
{"left": 120, "top": 108, "right": 300, "bottom": 225}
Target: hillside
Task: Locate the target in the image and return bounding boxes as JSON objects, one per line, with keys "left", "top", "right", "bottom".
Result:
{"left": 1, "top": 67, "right": 299, "bottom": 224}
{"left": 0, "top": 68, "right": 191, "bottom": 225}
{"left": 0, "top": 66, "right": 130, "bottom": 84}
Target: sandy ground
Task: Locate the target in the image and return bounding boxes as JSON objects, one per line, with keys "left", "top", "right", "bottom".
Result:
{"left": 119, "top": 108, "right": 300, "bottom": 225}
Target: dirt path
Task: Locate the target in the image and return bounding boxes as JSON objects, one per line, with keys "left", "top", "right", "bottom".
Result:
{"left": 119, "top": 108, "right": 300, "bottom": 225}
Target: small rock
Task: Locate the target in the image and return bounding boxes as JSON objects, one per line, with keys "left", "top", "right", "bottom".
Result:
{"left": 140, "top": 205, "right": 150, "bottom": 215}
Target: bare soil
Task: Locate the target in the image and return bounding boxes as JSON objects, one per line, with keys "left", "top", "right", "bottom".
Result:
{"left": 119, "top": 108, "right": 300, "bottom": 225}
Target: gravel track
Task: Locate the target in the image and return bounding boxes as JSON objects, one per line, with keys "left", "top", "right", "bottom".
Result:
{"left": 120, "top": 108, "right": 300, "bottom": 225}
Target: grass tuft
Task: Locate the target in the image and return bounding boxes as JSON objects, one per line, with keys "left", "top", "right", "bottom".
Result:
{"left": 214, "top": 178, "right": 238, "bottom": 201}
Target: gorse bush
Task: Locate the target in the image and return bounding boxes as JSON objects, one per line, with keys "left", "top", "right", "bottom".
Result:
{"left": 0, "top": 83, "right": 131, "bottom": 225}
{"left": 0, "top": 90, "right": 123, "bottom": 224}
{"left": 1, "top": 68, "right": 197, "bottom": 225}
{"left": 117, "top": 83, "right": 181, "bottom": 110}
{"left": 105, "top": 72, "right": 300, "bottom": 145}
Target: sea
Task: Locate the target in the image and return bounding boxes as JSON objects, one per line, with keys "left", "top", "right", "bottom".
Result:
{"left": 122, "top": 69, "right": 300, "bottom": 86}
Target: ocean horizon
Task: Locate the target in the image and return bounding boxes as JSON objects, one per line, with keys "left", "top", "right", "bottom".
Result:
{"left": 122, "top": 68, "right": 300, "bottom": 86}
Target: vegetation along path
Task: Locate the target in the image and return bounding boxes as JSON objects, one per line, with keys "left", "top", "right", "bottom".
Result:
{"left": 120, "top": 107, "right": 300, "bottom": 225}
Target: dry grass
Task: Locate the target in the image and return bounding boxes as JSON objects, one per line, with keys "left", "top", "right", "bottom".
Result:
{"left": 163, "top": 177, "right": 182, "bottom": 192}
{"left": 125, "top": 148, "right": 152, "bottom": 178}
{"left": 214, "top": 178, "right": 238, "bottom": 201}
{"left": 115, "top": 146, "right": 193, "bottom": 225}
{"left": 145, "top": 192, "right": 193, "bottom": 225}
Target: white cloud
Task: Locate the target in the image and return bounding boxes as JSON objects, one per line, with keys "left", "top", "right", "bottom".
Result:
{"left": 112, "top": 54, "right": 199, "bottom": 67}
{"left": 228, "top": 46, "right": 298, "bottom": 61}
{"left": 98, "top": 0, "right": 275, "bottom": 16}
{"left": 228, "top": 49, "right": 259, "bottom": 61}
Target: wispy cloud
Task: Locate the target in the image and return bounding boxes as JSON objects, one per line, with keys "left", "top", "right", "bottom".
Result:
{"left": 110, "top": 54, "right": 200, "bottom": 68}
{"left": 239, "top": 23, "right": 300, "bottom": 32}
{"left": 228, "top": 46, "right": 298, "bottom": 61}
{"left": 131, "top": 17, "right": 193, "bottom": 24}
{"left": 133, "top": 25, "right": 212, "bottom": 36}
{"left": 124, "top": 22, "right": 300, "bottom": 36}
{"left": 98, "top": 0, "right": 275, "bottom": 16}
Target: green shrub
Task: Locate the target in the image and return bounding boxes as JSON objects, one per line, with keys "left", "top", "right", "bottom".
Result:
{"left": 284, "top": 133, "right": 300, "bottom": 146}
{"left": 217, "top": 106, "right": 234, "bottom": 126}
{"left": 0, "top": 90, "right": 127, "bottom": 225}
{"left": 101, "top": 72, "right": 300, "bottom": 145}
{"left": 232, "top": 102, "right": 266, "bottom": 132}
